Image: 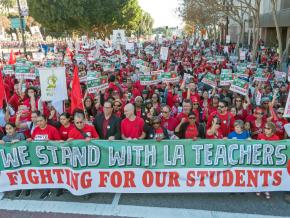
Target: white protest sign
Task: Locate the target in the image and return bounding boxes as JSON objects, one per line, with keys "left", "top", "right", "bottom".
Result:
{"left": 283, "top": 90, "right": 290, "bottom": 118}
{"left": 39, "top": 67, "right": 68, "bottom": 102}
{"left": 240, "top": 51, "right": 246, "bottom": 61}
{"left": 226, "top": 35, "right": 231, "bottom": 44}
{"left": 160, "top": 47, "right": 169, "bottom": 61}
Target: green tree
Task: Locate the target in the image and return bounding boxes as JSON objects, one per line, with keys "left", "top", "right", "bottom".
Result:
{"left": 27, "top": 0, "right": 144, "bottom": 38}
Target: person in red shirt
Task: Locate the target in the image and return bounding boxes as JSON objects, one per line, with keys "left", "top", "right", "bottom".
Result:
{"left": 68, "top": 111, "right": 99, "bottom": 141}
{"left": 121, "top": 103, "right": 146, "bottom": 140}
{"left": 270, "top": 107, "right": 288, "bottom": 140}
{"left": 160, "top": 105, "right": 178, "bottom": 138}
{"left": 207, "top": 100, "right": 235, "bottom": 137}
{"left": 257, "top": 122, "right": 280, "bottom": 141}
{"left": 30, "top": 114, "right": 61, "bottom": 141}
{"left": 59, "top": 112, "right": 74, "bottom": 141}
{"left": 175, "top": 113, "right": 199, "bottom": 140}
{"left": 206, "top": 117, "right": 223, "bottom": 139}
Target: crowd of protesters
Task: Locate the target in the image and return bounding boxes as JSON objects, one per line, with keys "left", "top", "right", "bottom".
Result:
{"left": 0, "top": 37, "right": 290, "bottom": 201}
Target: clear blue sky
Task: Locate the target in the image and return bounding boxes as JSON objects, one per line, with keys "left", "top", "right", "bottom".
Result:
{"left": 138, "top": 0, "right": 183, "bottom": 28}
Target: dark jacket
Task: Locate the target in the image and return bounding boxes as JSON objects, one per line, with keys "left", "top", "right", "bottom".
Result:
{"left": 93, "top": 113, "right": 121, "bottom": 139}
{"left": 145, "top": 125, "right": 169, "bottom": 140}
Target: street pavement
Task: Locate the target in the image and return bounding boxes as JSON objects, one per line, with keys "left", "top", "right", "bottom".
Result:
{"left": 0, "top": 190, "right": 290, "bottom": 218}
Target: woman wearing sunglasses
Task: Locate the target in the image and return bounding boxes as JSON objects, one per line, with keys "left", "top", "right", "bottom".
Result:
{"left": 145, "top": 117, "right": 169, "bottom": 141}
{"left": 175, "top": 112, "right": 200, "bottom": 140}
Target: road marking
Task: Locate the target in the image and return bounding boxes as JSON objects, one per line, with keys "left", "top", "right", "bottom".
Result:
{"left": 112, "top": 193, "right": 121, "bottom": 207}
{"left": 0, "top": 198, "right": 287, "bottom": 218}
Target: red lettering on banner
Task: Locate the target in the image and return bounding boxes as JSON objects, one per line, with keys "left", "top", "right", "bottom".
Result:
{"left": 99, "top": 171, "right": 110, "bottom": 187}
{"left": 80, "top": 171, "right": 92, "bottom": 189}
{"left": 156, "top": 172, "right": 167, "bottom": 187}
{"left": 39, "top": 169, "right": 54, "bottom": 184}
{"left": 111, "top": 171, "right": 122, "bottom": 188}
{"left": 19, "top": 170, "right": 28, "bottom": 185}
{"left": 222, "top": 170, "right": 233, "bottom": 186}
{"left": 168, "top": 172, "right": 180, "bottom": 187}
{"left": 123, "top": 171, "right": 136, "bottom": 188}
{"left": 142, "top": 171, "right": 154, "bottom": 187}
{"left": 197, "top": 171, "right": 209, "bottom": 186}
{"left": 247, "top": 170, "right": 259, "bottom": 187}
{"left": 186, "top": 171, "right": 196, "bottom": 186}
{"left": 27, "top": 169, "right": 39, "bottom": 184}
{"left": 235, "top": 170, "right": 246, "bottom": 187}
{"left": 260, "top": 170, "right": 272, "bottom": 186}
{"left": 273, "top": 171, "right": 282, "bottom": 186}
{"left": 209, "top": 171, "right": 220, "bottom": 187}
{"left": 6, "top": 172, "right": 18, "bottom": 185}
{"left": 71, "top": 172, "right": 79, "bottom": 190}
{"left": 52, "top": 169, "right": 65, "bottom": 184}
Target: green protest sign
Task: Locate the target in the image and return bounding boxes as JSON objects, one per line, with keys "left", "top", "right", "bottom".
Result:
{"left": 140, "top": 74, "right": 160, "bottom": 85}
{"left": 15, "top": 65, "right": 35, "bottom": 80}
{"left": 86, "top": 76, "right": 109, "bottom": 94}
{"left": 220, "top": 71, "right": 233, "bottom": 86}
{"left": 202, "top": 73, "right": 217, "bottom": 88}
{"left": 230, "top": 78, "right": 249, "bottom": 96}
{"left": 0, "top": 139, "right": 290, "bottom": 195}
{"left": 3, "top": 65, "right": 14, "bottom": 75}
{"left": 161, "top": 72, "right": 179, "bottom": 83}
{"left": 87, "top": 71, "right": 101, "bottom": 81}
{"left": 254, "top": 68, "right": 267, "bottom": 82}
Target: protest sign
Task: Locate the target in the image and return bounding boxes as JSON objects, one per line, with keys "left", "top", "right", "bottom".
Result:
{"left": 87, "top": 76, "right": 109, "bottom": 94}
{"left": 32, "top": 52, "right": 45, "bottom": 62}
{"left": 274, "top": 70, "right": 286, "bottom": 82}
{"left": 283, "top": 90, "right": 290, "bottom": 118}
{"left": 160, "top": 47, "right": 169, "bottom": 61}
{"left": 240, "top": 51, "right": 246, "bottom": 61}
{"left": 15, "top": 65, "right": 35, "bottom": 80}
{"left": 254, "top": 68, "right": 267, "bottom": 82}
{"left": 0, "top": 139, "right": 290, "bottom": 194}
{"left": 220, "top": 70, "right": 233, "bottom": 86}
{"left": 202, "top": 73, "right": 217, "bottom": 88}
{"left": 112, "top": 29, "right": 126, "bottom": 45}
{"left": 125, "top": 42, "right": 134, "bottom": 51}
{"left": 161, "top": 72, "right": 179, "bottom": 83}
{"left": 140, "top": 74, "right": 160, "bottom": 85}
{"left": 230, "top": 78, "right": 249, "bottom": 96}
{"left": 39, "top": 67, "right": 68, "bottom": 102}
{"left": 87, "top": 71, "right": 101, "bottom": 81}
{"left": 3, "top": 65, "right": 14, "bottom": 75}
{"left": 226, "top": 35, "right": 230, "bottom": 44}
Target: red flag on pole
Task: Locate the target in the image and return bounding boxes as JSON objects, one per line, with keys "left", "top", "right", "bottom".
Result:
{"left": 70, "top": 66, "right": 84, "bottom": 113}
{"left": 8, "top": 50, "right": 16, "bottom": 65}
{"left": 0, "top": 71, "right": 6, "bottom": 109}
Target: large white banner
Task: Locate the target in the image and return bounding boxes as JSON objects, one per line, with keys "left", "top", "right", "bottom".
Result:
{"left": 39, "top": 67, "right": 68, "bottom": 102}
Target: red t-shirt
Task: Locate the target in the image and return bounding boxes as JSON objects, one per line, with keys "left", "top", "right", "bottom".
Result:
{"left": 206, "top": 129, "right": 223, "bottom": 139}
{"left": 59, "top": 124, "right": 74, "bottom": 141}
{"left": 185, "top": 124, "right": 198, "bottom": 139}
{"left": 161, "top": 117, "right": 178, "bottom": 132}
{"left": 207, "top": 112, "right": 235, "bottom": 137}
{"left": 32, "top": 124, "right": 61, "bottom": 141}
{"left": 273, "top": 118, "right": 288, "bottom": 140}
{"left": 121, "top": 117, "right": 144, "bottom": 139}
{"left": 68, "top": 124, "right": 99, "bottom": 139}
{"left": 257, "top": 133, "right": 280, "bottom": 141}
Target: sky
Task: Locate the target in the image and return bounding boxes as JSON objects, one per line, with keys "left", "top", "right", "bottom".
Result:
{"left": 138, "top": 0, "right": 183, "bottom": 28}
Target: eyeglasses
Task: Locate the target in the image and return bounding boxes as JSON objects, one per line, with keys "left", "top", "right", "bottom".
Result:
{"left": 153, "top": 122, "right": 160, "bottom": 125}
{"left": 94, "top": 99, "right": 99, "bottom": 102}
{"left": 75, "top": 121, "right": 83, "bottom": 124}
{"left": 264, "top": 127, "right": 271, "bottom": 130}
{"left": 216, "top": 122, "right": 221, "bottom": 125}
{"left": 236, "top": 100, "right": 242, "bottom": 102}
{"left": 277, "top": 112, "right": 283, "bottom": 115}
{"left": 189, "top": 117, "right": 196, "bottom": 120}
{"left": 193, "top": 103, "right": 199, "bottom": 106}
{"left": 255, "top": 112, "right": 263, "bottom": 115}
{"left": 218, "top": 105, "right": 225, "bottom": 108}
{"left": 114, "top": 104, "right": 121, "bottom": 107}
{"left": 162, "top": 111, "right": 169, "bottom": 114}
{"left": 104, "top": 106, "right": 112, "bottom": 109}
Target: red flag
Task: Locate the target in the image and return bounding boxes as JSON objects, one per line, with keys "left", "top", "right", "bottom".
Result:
{"left": 70, "top": 66, "right": 84, "bottom": 113}
{"left": 8, "top": 50, "right": 16, "bottom": 65}
{"left": 0, "top": 72, "right": 6, "bottom": 108}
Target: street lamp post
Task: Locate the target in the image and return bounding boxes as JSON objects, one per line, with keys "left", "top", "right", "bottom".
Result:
{"left": 16, "top": 0, "right": 27, "bottom": 58}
